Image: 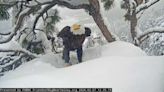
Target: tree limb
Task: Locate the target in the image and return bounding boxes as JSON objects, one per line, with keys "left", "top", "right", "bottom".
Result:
{"left": 0, "top": 48, "right": 39, "bottom": 58}
{"left": 0, "top": 0, "right": 92, "bottom": 44}
{"left": 138, "top": 27, "right": 164, "bottom": 43}
{"left": 0, "top": 1, "right": 20, "bottom": 8}
{"left": 31, "top": 3, "right": 57, "bottom": 34}
{"left": 136, "top": 0, "right": 160, "bottom": 14}
{"left": 0, "top": 6, "right": 36, "bottom": 44}
{"left": 0, "top": 32, "right": 11, "bottom": 35}
{"left": 55, "top": 0, "right": 90, "bottom": 10}
{"left": 0, "top": 54, "right": 24, "bottom": 68}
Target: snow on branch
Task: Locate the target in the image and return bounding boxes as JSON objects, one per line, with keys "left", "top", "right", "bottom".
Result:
{"left": 55, "top": 0, "right": 90, "bottom": 10}
{"left": 0, "top": 54, "right": 25, "bottom": 68}
{"left": 137, "top": 27, "right": 164, "bottom": 42}
{"left": 24, "top": 0, "right": 90, "bottom": 9}
{"left": 0, "top": 7, "right": 36, "bottom": 44}
{"left": 0, "top": 32, "right": 11, "bottom": 36}
{"left": 0, "top": 0, "right": 91, "bottom": 44}
{"left": 0, "top": 48, "right": 39, "bottom": 58}
{"left": 0, "top": 1, "right": 21, "bottom": 8}
{"left": 32, "top": 0, "right": 54, "bottom": 4}
{"left": 136, "top": 0, "right": 160, "bottom": 14}
{"left": 31, "top": 3, "right": 57, "bottom": 33}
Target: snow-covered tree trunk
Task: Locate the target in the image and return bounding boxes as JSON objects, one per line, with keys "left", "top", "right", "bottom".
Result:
{"left": 88, "top": 0, "right": 115, "bottom": 42}
{"left": 121, "top": 0, "right": 160, "bottom": 45}
{"left": 130, "top": 10, "right": 138, "bottom": 44}
{"left": 92, "top": 13, "right": 115, "bottom": 42}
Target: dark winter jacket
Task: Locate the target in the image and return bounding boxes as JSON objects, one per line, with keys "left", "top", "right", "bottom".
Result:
{"left": 57, "top": 26, "right": 91, "bottom": 50}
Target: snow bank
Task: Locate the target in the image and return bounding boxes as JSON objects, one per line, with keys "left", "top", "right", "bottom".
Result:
{"left": 102, "top": 41, "right": 147, "bottom": 57}
{"left": 0, "top": 56, "right": 164, "bottom": 92}
{"left": 0, "top": 41, "right": 163, "bottom": 92}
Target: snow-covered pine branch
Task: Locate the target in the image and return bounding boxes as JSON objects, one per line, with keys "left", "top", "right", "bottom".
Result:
{"left": 0, "top": 54, "right": 24, "bottom": 68}
{"left": 0, "top": 7, "right": 36, "bottom": 44}
{"left": 0, "top": 48, "right": 39, "bottom": 58}
{"left": 31, "top": 3, "right": 57, "bottom": 33}
{"left": 0, "top": 1, "right": 22, "bottom": 8}
{"left": 1, "top": 0, "right": 115, "bottom": 45}
{"left": 136, "top": 0, "right": 160, "bottom": 14}
{"left": 121, "top": 0, "right": 160, "bottom": 44}
{"left": 137, "top": 27, "right": 164, "bottom": 43}
{"left": 56, "top": 0, "right": 90, "bottom": 10}
{"left": 0, "top": 0, "right": 91, "bottom": 44}
{"left": 0, "top": 46, "right": 39, "bottom": 74}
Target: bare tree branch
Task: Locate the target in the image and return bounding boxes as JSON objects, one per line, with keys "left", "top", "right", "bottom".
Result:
{"left": 0, "top": 32, "right": 11, "bottom": 35}
{"left": 138, "top": 35, "right": 149, "bottom": 44}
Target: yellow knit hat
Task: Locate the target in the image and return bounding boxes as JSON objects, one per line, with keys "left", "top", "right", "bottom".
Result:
{"left": 72, "top": 24, "right": 81, "bottom": 31}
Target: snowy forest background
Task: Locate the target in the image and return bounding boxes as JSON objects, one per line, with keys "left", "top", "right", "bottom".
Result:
{"left": 0, "top": 0, "right": 164, "bottom": 91}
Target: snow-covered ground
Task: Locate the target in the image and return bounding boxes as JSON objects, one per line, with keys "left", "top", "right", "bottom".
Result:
{"left": 0, "top": 41, "right": 164, "bottom": 92}
{"left": 0, "top": 0, "right": 164, "bottom": 92}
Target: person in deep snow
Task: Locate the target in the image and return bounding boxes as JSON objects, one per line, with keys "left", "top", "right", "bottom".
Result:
{"left": 57, "top": 24, "right": 91, "bottom": 65}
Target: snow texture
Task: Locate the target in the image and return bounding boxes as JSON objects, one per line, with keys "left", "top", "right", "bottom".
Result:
{"left": 136, "top": 0, "right": 160, "bottom": 13}
{"left": 137, "top": 27, "right": 164, "bottom": 38}
{"left": 0, "top": 41, "right": 163, "bottom": 92}
{"left": 1, "top": 41, "right": 164, "bottom": 92}
{"left": 0, "top": 1, "right": 164, "bottom": 91}
{"left": 0, "top": 41, "right": 39, "bottom": 58}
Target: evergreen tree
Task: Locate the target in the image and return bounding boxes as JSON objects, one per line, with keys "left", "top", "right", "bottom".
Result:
{"left": 0, "top": 0, "right": 115, "bottom": 75}
{"left": 101, "top": 0, "right": 114, "bottom": 10}
{"left": 0, "top": 5, "right": 10, "bottom": 20}
{"left": 121, "top": 0, "right": 160, "bottom": 45}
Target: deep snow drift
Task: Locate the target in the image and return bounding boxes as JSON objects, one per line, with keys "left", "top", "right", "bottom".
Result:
{"left": 0, "top": 41, "right": 164, "bottom": 92}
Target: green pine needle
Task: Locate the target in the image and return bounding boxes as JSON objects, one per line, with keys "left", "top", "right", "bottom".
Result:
{"left": 101, "top": 0, "right": 114, "bottom": 10}
{"left": 0, "top": 5, "right": 10, "bottom": 20}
